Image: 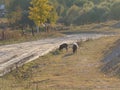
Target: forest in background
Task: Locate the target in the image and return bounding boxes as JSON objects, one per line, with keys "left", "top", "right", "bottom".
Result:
{"left": 0, "top": 0, "right": 120, "bottom": 41}
{"left": 50, "top": 0, "right": 120, "bottom": 25}
{"left": 0, "top": 0, "right": 120, "bottom": 26}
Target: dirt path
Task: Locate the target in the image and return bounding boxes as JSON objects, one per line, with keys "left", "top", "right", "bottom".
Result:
{"left": 0, "top": 33, "right": 112, "bottom": 76}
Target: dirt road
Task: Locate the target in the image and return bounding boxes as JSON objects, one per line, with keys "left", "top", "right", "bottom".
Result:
{"left": 0, "top": 33, "right": 113, "bottom": 76}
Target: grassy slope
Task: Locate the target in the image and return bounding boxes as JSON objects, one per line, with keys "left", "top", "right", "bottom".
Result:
{"left": 0, "top": 35, "right": 120, "bottom": 90}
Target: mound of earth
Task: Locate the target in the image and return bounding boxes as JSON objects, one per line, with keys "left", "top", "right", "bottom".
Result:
{"left": 101, "top": 39, "right": 120, "bottom": 76}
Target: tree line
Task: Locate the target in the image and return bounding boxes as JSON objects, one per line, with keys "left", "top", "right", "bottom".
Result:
{"left": 51, "top": 0, "right": 120, "bottom": 25}
{"left": 1, "top": 0, "right": 120, "bottom": 30}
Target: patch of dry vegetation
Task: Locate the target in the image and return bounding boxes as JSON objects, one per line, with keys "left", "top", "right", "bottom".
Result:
{"left": 0, "top": 36, "right": 120, "bottom": 90}
{"left": 61, "top": 20, "right": 120, "bottom": 34}
{"left": 0, "top": 31, "right": 64, "bottom": 45}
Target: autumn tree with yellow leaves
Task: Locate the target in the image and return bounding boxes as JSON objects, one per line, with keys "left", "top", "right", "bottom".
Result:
{"left": 29, "top": 0, "right": 54, "bottom": 32}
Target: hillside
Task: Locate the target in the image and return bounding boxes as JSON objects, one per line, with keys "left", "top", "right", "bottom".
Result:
{"left": 102, "top": 39, "right": 120, "bottom": 77}
{"left": 0, "top": 35, "right": 120, "bottom": 90}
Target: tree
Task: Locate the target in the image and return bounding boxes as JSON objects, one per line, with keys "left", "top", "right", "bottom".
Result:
{"left": 29, "top": 0, "right": 53, "bottom": 32}
{"left": 56, "top": 5, "right": 64, "bottom": 16}
{"left": 74, "top": 0, "right": 88, "bottom": 7}
{"left": 82, "top": 1, "right": 94, "bottom": 12}
{"left": 7, "top": 6, "right": 22, "bottom": 27}
{"left": 6, "top": 0, "right": 31, "bottom": 12}
{"left": 18, "top": 11, "right": 35, "bottom": 36}
{"left": 65, "top": 5, "right": 80, "bottom": 25}
{"left": 6, "top": 0, "right": 31, "bottom": 27}
{"left": 110, "top": 1, "right": 120, "bottom": 20}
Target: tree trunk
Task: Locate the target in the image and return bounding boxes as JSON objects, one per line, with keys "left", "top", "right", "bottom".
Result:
{"left": 21, "top": 27, "right": 25, "bottom": 36}
{"left": 36, "top": 26, "right": 39, "bottom": 33}
{"left": 45, "top": 25, "right": 51, "bottom": 33}
{"left": 31, "top": 27, "right": 34, "bottom": 36}
{"left": 1, "top": 30, "right": 5, "bottom": 40}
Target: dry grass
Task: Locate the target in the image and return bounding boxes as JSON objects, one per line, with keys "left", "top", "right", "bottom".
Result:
{"left": 0, "top": 30, "right": 64, "bottom": 45}
{"left": 0, "top": 35, "right": 120, "bottom": 90}
{"left": 61, "top": 20, "right": 120, "bottom": 34}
